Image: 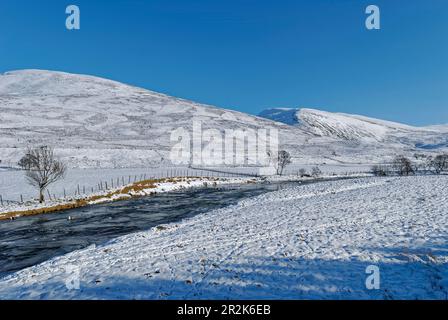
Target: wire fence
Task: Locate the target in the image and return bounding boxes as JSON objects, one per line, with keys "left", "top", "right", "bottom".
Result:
{"left": 0, "top": 166, "right": 267, "bottom": 206}
{"left": 2, "top": 161, "right": 446, "bottom": 207}
{"left": 0, "top": 165, "right": 376, "bottom": 206}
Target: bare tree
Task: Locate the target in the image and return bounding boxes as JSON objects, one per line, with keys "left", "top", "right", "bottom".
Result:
{"left": 428, "top": 154, "right": 448, "bottom": 174}
{"left": 371, "top": 165, "right": 389, "bottom": 176}
{"left": 311, "top": 166, "right": 322, "bottom": 178}
{"left": 277, "top": 150, "right": 292, "bottom": 175}
{"left": 299, "top": 168, "right": 307, "bottom": 177}
{"left": 392, "top": 155, "right": 414, "bottom": 176}
{"left": 24, "top": 146, "right": 66, "bottom": 203}
{"left": 267, "top": 150, "right": 292, "bottom": 175}
{"left": 18, "top": 153, "right": 33, "bottom": 170}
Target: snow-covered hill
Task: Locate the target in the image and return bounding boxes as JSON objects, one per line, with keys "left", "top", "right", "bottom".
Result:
{"left": 0, "top": 70, "right": 307, "bottom": 168}
{"left": 259, "top": 107, "right": 448, "bottom": 149}
{"left": 0, "top": 70, "right": 446, "bottom": 169}
{"left": 298, "top": 108, "right": 411, "bottom": 141}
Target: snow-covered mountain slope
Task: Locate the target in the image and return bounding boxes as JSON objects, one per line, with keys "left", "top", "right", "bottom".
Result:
{"left": 0, "top": 69, "right": 446, "bottom": 169}
{"left": 259, "top": 107, "right": 448, "bottom": 147}
{"left": 0, "top": 70, "right": 310, "bottom": 168}
{"left": 298, "top": 108, "right": 410, "bottom": 141}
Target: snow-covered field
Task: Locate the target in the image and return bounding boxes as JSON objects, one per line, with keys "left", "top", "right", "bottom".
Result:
{"left": 1, "top": 70, "right": 447, "bottom": 170}
{"left": 1, "top": 175, "right": 447, "bottom": 300}
{"left": 0, "top": 163, "right": 369, "bottom": 219}
{"left": 0, "top": 164, "right": 369, "bottom": 203}
{"left": 1, "top": 69, "right": 447, "bottom": 300}
{"left": 0, "top": 167, "right": 164, "bottom": 202}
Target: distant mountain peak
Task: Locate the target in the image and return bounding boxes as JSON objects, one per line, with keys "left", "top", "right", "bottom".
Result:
{"left": 258, "top": 108, "right": 300, "bottom": 126}
{"left": 259, "top": 107, "right": 444, "bottom": 143}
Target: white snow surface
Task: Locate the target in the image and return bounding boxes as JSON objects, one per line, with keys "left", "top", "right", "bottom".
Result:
{"left": 1, "top": 69, "right": 447, "bottom": 170}
{"left": 0, "top": 164, "right": 371, "bottom": 204}
{"left": 1, "top": 176, "right": 447, "bottom": 300}
{"left": 260, "top": 107, "right": 448, "bottom": 145}
{"left": 0, "top": 70, "right": 297, "bottom": 168}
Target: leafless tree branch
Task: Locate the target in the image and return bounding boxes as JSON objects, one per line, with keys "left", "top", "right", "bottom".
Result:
{"left": 24, "top": 146, "right": 66, "bottom": 203}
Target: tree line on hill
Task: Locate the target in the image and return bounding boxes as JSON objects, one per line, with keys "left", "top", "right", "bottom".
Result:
{"left": 371, "top": 154, "right": 448, "bottom": 176}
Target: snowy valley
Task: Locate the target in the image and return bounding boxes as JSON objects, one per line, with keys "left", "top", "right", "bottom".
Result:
{"left": 0, "top": 70, "right": 447, "bottom": 300}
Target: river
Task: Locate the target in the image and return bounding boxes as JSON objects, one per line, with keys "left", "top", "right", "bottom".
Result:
{"left": 0, "top": 180, "right": 306, "bottom": 277}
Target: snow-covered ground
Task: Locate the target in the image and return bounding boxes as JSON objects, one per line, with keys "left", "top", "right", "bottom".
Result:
{"left": 1, "top": 175, "right": 447, "bottom": 300}
{"left": 0, "top": 166, "right": 250, "bottom": 203}
{"left": 1, "top": 69, "right": 447, "bottom": 300}
{"left": 0, "top": 164, "right": 369, "bottom": 203}
{"left": 0, "top": 163, "right": 369, "bottom": 218}
{"left": 1, "top": 70, "right": 447, "bottom": 170}
{"left": 0, "top": 167, "right": 164, "bottom": 203}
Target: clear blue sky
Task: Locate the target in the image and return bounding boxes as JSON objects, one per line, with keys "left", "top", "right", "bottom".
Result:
{"left": 0, "top": 0, "right": 447, "bottom": 126}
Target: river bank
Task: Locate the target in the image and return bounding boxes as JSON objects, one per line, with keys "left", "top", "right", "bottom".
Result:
{"left": 0, "top": 176, "right": 257, "bottom": 220}
{"left": 1, "top": 175, "right": 447, "bottom": 299}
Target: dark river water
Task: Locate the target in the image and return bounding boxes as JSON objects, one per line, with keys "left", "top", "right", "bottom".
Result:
{"left": 0, "top": 181, "right": 305, "bottom": 277}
